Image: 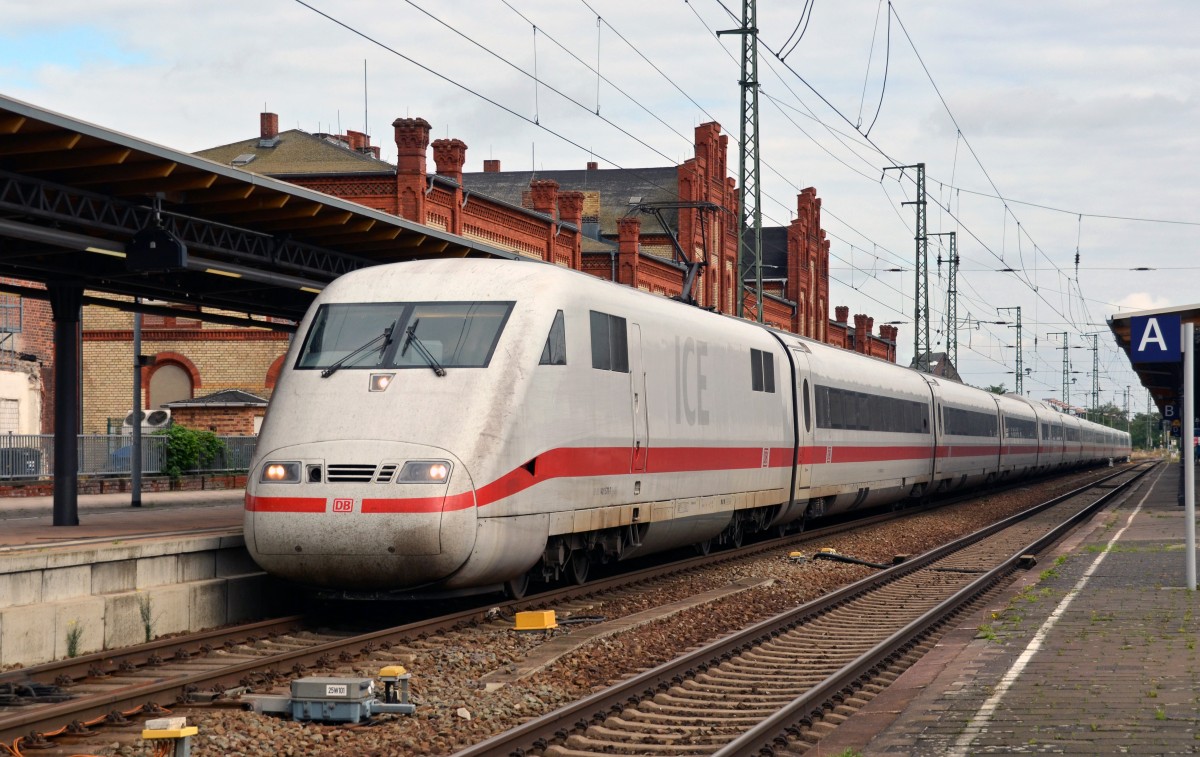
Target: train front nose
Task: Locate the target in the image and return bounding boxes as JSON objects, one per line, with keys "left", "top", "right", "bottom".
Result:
{"left": 244, "top": 441, "right": 476, "bottom": 590}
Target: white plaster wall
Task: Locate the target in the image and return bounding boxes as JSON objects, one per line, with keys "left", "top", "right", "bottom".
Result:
{"left": 0, "top": 370, "right": 41, "bottom": 433}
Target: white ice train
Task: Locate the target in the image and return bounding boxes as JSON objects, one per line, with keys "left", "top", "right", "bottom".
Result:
{"left": 245, "top": 259, "right": 1131, "bottom": 596}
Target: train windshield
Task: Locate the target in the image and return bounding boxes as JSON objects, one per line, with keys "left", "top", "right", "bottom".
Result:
{"left": 295, "top": 301, "right": 514, "bottom": 371}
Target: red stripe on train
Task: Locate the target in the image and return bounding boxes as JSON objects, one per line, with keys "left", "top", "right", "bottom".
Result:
{"left": 248, "top": 443, "right": 954, "bottom": 513}
{"left": 244, "top": 494, "right": 326, "bottom": 513}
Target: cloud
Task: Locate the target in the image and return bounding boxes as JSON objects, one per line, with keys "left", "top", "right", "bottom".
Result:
{"left": 1113, "top": 293, "right": 1176, "bottom": 313}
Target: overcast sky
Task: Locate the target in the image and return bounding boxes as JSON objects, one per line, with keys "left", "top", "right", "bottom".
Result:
{"left": 4, "top": 0, "right": 1197, "bottom": 413}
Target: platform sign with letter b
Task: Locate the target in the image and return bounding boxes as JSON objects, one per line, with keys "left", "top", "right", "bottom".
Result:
{"left": 1130, "top": 315, "right": 1182, "bottom": 363}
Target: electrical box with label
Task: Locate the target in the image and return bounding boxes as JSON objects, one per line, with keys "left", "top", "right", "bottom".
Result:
{"left": 290, "top": 677, "right": 376, "bottom": 724}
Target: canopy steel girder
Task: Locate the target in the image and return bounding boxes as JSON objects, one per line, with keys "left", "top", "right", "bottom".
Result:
{"left": 0, "top": 169, "right": 367, "bottom": 281}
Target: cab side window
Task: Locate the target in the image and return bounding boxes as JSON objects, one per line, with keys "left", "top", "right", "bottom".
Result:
{"left": 539, "top": 310, "right": 567, "bottom": 365}
{"left": 589, "top": 310, "right": 628, "bottom": 373}
{"left": 750, "top": 348, "right": 775, "bottom": 393}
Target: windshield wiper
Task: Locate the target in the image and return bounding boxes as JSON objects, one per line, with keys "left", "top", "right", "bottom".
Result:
{"left": 320, "top": 322, "right": 395, "bottom": 378}
{"left": 401, "top": 318, "right": 446, "bottom": 377}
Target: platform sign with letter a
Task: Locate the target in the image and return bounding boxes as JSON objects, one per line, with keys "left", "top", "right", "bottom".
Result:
{"left": 1130, "top": 314, "right": 1182, "bottom": 363}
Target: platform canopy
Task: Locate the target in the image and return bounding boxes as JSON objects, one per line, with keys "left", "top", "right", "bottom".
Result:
{"left": 0, "top": 93, "right": 517, "bottom": 325}
{"left": 1109, "top": 304, "right": 1200, "bottom": 417}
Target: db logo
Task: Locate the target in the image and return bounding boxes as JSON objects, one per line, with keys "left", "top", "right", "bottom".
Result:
{"left": 332, "top": 498, "right": 354, "bottom": 513}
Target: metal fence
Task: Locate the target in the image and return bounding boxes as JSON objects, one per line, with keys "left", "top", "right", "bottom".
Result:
{"left": 0, "top": 434, "right": 257, "bottom": 478}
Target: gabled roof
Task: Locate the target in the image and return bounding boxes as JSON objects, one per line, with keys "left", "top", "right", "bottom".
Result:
{"left": 462, "top": 167, "right": 679, "bottom": 238}
{"left": 195, "top": 130, "right": 392, "bottom": 176}
{"left": 911, "top": 351, "right": 962, "bottom": 382}
{"left": 164, "top": 390, "right": 269, "bottom": 408}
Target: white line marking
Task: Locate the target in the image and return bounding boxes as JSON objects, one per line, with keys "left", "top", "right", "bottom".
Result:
{"left": 949, "top": 466, "right": 1163, "bottom": 755}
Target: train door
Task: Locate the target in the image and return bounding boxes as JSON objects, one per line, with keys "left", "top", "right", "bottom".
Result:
{"left": 790, "top": 347, "right": 813, "bottom": 495}
{"left": 630, "top": 323, "right": 649, "bottom": 472}
{"left": 924, "top": 376, "right": 945, "bottom": 483}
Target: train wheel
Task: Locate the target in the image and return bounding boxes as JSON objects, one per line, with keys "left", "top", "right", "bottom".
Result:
{"left": 504, "top": 572, "right": 531, "bottom": 600}
{"left": 694, "top": 539, "right": 712, "bottom": 557}
{"left": 567, "top": 551, "right": 590, "bottom": 585}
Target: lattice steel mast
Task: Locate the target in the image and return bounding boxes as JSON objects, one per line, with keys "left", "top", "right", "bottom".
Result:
{"left": 999, "top": 306, "right": 1023, "bottom": 395}
{"left": 719, "top": 0, "right": 762, "bottom": 321}
{"left": 885, "top": 163, "right": 929, "bottom": 369}
{"left": 931, "top": 231, "right": 957, "bottom": 368}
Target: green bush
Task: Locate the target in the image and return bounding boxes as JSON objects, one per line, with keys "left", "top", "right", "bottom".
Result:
{"left": 157, "top": 425, "right": 226, "bottom": 479}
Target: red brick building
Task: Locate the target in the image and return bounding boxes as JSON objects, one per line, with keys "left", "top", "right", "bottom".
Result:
{"left": 11, "top": 110, "right": 900, "bottom": 435}
{"left": 198, "top": 112, "right": 895, "bottom": 358}
{"left": 66, "top": 110, "right": 898, "bottom": 432}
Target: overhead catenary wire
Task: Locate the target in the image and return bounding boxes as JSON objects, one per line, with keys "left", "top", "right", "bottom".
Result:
{"left": 296, "top": 0, "right": 1146, "bottom": 397}
{"left": 290, "top": 0, "right": 701, "bottom": 216}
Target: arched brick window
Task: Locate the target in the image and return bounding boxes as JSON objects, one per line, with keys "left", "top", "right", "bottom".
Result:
{"left": 145, "top": 352, "right": 201, "bottom": 409}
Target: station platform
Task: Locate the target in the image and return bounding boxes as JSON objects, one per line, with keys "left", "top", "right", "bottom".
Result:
{"left": 822, "top": 461, "right": 1200, "bottom": 755}
{"left": 0, "top": 488, "right": 244, "bottom": 550}
{"left": 0, "top": 488, "right": 271, "bottom": 667}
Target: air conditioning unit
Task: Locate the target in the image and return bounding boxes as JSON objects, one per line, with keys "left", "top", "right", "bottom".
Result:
{"left": 122, "top": 408, "right": 172, "bottom": 433}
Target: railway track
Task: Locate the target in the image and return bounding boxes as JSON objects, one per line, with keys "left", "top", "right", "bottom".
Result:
{"left": 3, "top": 477, "right": 968, "bottom": 747}
{"left": 451, "top": 462, "right": 1155, "bottom": 756}
{"left": 0, "top": 465, "right": 1135, "bottom": 755}
{"left": 0, "top": 499, "right": 910, "bottom": 753}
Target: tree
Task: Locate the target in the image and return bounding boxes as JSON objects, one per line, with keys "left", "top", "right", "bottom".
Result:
{"left": 157, "top": 425, "right": 226, "bottom": 479}
{"left": 983, "top": 383, "right": 1008, "bottom": 395}
{"left": 1130, "top": 411, "right": 1163, "bottom": 450}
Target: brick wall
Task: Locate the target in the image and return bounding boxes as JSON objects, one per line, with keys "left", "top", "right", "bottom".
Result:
{"left": 82, "top": 307, "right": 288, "bottom": 432}
{"left": 171, "top": 406, "right": 263, "bottom": 435}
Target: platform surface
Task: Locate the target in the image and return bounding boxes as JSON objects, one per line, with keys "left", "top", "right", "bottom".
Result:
{"left": 0, "top": 488, "right": 244, "bottom": 550}
{"left": 820, "top": 460, "right": 1200, "bottom": 755}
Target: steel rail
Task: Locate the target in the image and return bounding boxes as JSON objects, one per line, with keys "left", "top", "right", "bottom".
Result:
{"left": 449, "top": 462, "right": 1153, "bottom": 757}
{"left": 0, "top": 464, "right": 1133, "bottom": 749}
{"left": 714, "top": 461, "right": 1155, "bottom": 755}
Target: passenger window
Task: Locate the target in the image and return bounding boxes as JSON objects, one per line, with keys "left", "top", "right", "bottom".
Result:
{"left": 539, "top": 310, "right": 567, "bottom": 365}
{"left": 802, "top": 379, "right": 811, "bottom": 432}
{"left": 589, "top": 310, "right": 628, "bottom": 373}
{"left": 750, "top": 348, "right": 775, "bottom": 393}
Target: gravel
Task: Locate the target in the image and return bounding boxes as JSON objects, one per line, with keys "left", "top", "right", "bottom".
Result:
{"left": 103, "top": 469, "right": 1114, "bottom": 757}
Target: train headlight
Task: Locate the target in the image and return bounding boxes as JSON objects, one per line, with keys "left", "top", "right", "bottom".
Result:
{"left": 261, "top": 461, "right": 301, "bottom": 483}
{"left": 398, "top": 460, "right": 452, "bottom": 483}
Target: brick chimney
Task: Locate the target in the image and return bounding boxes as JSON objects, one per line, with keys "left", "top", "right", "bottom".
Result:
{"left": 853, "top": 314, "right": 870, "bottom": 354}
{"left": 432, "top": 138, "right": 467, "bottom": 186}
{"left": 559, "top": 191, "right": 584, "bottom": 228}
{"left": 529, "top": 179, "right": 560, "bottom": 220}
{"left": 559, "top": 191, "right": 585, "bottom": 270}
{"left": 617, "top": 216, "right": 641, "bottom": 287}
{"left": 483, "top": 159, "right": 501, "bottom": 173}
{"left": 260, "top": 112, "right": 278, "bottom": 141}
{"left": 393, "top": 117, "right": 431, "bottom": 222}
{"left": 835, "top": 306, "right": 849, "bottom": 324}
{"left": 346, "top": 129, "right": 367, "bottom": 152}
{"left": 586, "top": 161, "right": 598, "bottom": 171}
